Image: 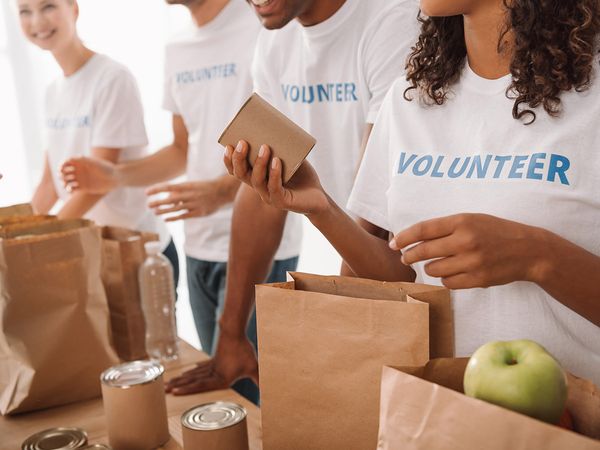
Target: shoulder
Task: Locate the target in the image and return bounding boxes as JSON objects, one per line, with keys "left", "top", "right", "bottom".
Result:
{"left": 93, "top": 55, "right": 138, "bottom": 91}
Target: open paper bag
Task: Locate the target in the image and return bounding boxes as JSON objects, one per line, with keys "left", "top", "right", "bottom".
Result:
{"left": 256, "top": 272, "right": 454, "bottom": 450}
{"left": 378, "top": 358, "right": 600, "bottom": 450}
{"left": 101, "top": 226, "right": 158, "bottom": 361}
{"left": 0, "top": 219, "right": 118, "bottom": 415}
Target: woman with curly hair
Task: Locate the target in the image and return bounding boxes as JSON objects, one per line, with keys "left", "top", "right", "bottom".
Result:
{"left": 225, "top": 0, "right": 600, "bottom": 383}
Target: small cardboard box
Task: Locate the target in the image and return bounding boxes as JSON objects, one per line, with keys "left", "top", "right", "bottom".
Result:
{"left": 218, "top": 93, "right": 316, "bottom": 183}
{"left": 378, "top": 358, "right": 600, "bottom": 450}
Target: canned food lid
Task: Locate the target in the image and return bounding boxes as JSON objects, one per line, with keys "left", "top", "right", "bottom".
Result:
{"left": 100, "top": 360, "right": 164, "bottom": 388}
{"left": 182, "top": 402, "right": 247, "bottom": 431}
{"left": 80, "top": 446, "right": 112, "bottom": 450}
{"left": 22, "top": 427, "right": 88, "bottom": 450}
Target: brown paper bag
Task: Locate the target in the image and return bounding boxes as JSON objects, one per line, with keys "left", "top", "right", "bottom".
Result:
{"left": 0, "top": 219, "right": 119, "bottom": 415}
{"left": 378, "top": 359, "right": 600, "bottom": 450}
{"left": 0, "top": 214, "right": 56, "bottom": 228}
{"left": 0, "top": 203, "right": 33, "bottom": 217}
{"left": 101, "top": 226, "right": 158, "bottom": 361}
{"left": 256, "top": 272, "right": 453, "bottom": 450}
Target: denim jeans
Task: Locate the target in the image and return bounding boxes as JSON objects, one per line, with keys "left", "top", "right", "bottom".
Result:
{"left": 186, "top": 255, "right": 299, "bottom": 404}
{"left": 162, "top": 238, "right": 180, "bottom": 292}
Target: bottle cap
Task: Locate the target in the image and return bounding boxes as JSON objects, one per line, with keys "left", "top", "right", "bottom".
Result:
{"left": 144, "top": 241, "right": 162, "bottom": 255}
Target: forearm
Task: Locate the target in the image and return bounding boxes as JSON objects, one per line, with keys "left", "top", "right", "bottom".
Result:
{"left": 117, "top": 144, "right": 187, "bottom": 187}
{"left": 219, "top": 185, "right": 288, "bottom": 337}
{"left": 532, "top": 228, "right": 600, "bottom": 326}
{"left": 309, "top": 197, "right": 415, "bottom": 282}
{"left": 212, "top": 173, "right": 241, "bottom": 205}
{"left": 31, "top": 181, "right": 58, "bottom": 214}
{"left": 57, "top": 192, "right": 104, "bottom": 219}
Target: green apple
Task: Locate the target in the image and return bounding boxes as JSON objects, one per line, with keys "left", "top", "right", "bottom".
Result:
{"left": 463, "top": 339, "right": 567, "bottom": 424}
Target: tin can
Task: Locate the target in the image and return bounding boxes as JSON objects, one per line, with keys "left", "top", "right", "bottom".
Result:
{"left": 21, "top": 427, "right": 88, "bottom": 450}
{"left": 100, "top": 360, "right": 169, "bottom": 450}
{"left": 80, "top": 446, "right": 112, "bottom": 450}
{"left": 181, "top": 402, "right": 249, "bottom": 450}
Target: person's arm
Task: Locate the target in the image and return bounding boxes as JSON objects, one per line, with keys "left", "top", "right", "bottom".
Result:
{"left": 391, "top": 213, "right": 600, "bottom": 327}
{"left": 61, "top": 114, "right": 188, "bottom": 193}
{"left": 57, "top": 147, "right": 120, "bottom": 219}
{"left": 146, "top": 173, "right": 240, "bottom": 222}
{"left": 341, "top": 123, "right": 377, "bottom": 276}
{"left": 31, "top": 153, "right": 58, "bottom": 214}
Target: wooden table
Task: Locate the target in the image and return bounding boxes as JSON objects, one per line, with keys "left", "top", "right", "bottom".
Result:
{"left": 0, "top": 341, "right": 262, "bottom": 450}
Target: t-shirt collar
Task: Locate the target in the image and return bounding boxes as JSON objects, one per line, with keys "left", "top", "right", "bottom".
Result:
{"left": 300, "top": 0, "right": 358, "bottom": 41}
{"left": 194, "top": 0, "right": 240, "bottom": 37}
{"left": 461, "top": 61, "right": 512, "bottom": 95}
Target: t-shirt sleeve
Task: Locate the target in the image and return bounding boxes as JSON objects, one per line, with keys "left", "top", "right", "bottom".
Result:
{"left": 91, "top": 68, "right": 149, "bottom": 149}
{"left": 162, "top": 46, "right": 180, "bottom": 114}
{"left": 251, "top": 30, "right": 276, "bottom": 103}
{"left": 347, "top": 86, "right": 395, "bottom": 232}
{"left": 361, "top": 3, "right": 419, "bottom": 123}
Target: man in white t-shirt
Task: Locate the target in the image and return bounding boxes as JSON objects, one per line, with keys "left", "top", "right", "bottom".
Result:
{"left": 62, "top": 0, "right": 297, "bottom": 403}
{"left": 163, "top": 0, "right": 419, "bottom": 395}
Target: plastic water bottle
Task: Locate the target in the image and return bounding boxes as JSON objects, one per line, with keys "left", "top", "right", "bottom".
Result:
{"left": 139, "top": 241, "right": 178, "bottom": 362}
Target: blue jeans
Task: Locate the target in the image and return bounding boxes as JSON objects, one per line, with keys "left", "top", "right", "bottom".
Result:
{"left": 186, "top": 255, "right": 299, "bottom": 405}
{"left": 162, "top": 238, "right": 180, "bottom": 292}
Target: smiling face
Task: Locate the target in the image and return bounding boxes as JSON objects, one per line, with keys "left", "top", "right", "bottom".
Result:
{"left": 16, "top": 0, "right": 78, "bottom": 52}
{"left": 246, "top": 0, "right": 313, "bottom": 29}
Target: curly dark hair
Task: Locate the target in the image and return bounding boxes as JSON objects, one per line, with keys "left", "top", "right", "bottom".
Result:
{"left": 404, "top": 1, "right": 600, "bottom": 124}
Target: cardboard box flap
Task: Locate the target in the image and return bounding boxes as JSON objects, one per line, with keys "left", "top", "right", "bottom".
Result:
{"left": 218, "top": 93, "right": 316, "bottom": 184}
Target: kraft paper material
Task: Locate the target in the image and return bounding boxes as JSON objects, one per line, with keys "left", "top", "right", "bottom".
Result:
{"left": 218, "top": 93, "right": 316, "bottom": 184}
{"left": 0, "top": 219, "right": 118, "bottom": 415}
{"left": 378, "top": 359, "right": 600, "bottom": 450}
{"left": 101, "top": 226, "right": 158, "bottom": 361}
{"left": 256, "top": 272, "right": 453, "bottom": 450}
{"left": 0, "top": 203, "right": 34, "bottom": 217}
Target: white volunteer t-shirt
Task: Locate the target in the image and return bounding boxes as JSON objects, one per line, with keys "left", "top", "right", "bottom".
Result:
{"left": 252, "top": 0, "right": 419, "bottom": 259}
{"left": 162, "top": 0, "right": 265, "bottom": 262}
{"left": 348, "top": 64, "right": 600, "bottom": 385}
{"left": 45, "top": 54, "right": 169, "bottom": 245}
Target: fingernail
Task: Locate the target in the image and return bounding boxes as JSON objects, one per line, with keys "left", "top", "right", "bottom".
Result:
{"left": 401, "top": 254, "right": 407, "bottom": 265}
{"left": 389, "top": 240, "right": 398, "bottom": 251}
{"left": 235, "top": 141, "right": 243, "bottom": 153}
{"left": 272, "top": 158, "right": 278, "bottom": 170}
{"left": 258, "top": 145, "right": 266, "bottom": 158}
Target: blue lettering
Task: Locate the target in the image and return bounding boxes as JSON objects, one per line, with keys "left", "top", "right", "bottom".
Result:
{"left": 448, "top": 157, "right": 471, "bottom": 178}
{"left": 336, "top": 83, "right": 343, "bottom": 102}
{"left": 547, "top": 154, "right": 571, "bottom": 185}
{"left": 302, "top": 86, "right": 315, "bottom": 104}
{"left": 493, "top": 155, "right": 512, "bottom": 178}
{"left": 282, "top": 84, "right": 290, "bottom": 100}
{"left": 413, "top": 155, "right": 433, "bottom": 176}
{"left": 290, "top": 86, "right": 300, "bottom": 102}
{"left": 397, "top": 153, "right": 417, "bottom": 174}
{"left": 431, "top": 156, "right": 445, "bottom": 177}
{"left": 467, "top": 155, "right": 493, "bottom": 179}
{"left": 345, "top": 83, "right": 358, "bottom": 101}
{"left": 526, "top": 153, "right": 546, "bottom": 180}
{"left": 317, "top": 84, "right": 330, "bottom": 102}
{"left": 509, "top": 155, "right": 529, "bottom": 179}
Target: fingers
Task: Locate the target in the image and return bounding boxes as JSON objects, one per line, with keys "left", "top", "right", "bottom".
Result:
{"left": 390, "top": 215, "right": 459, "bottom": 251}
{"left": 147, "top": 191, "right": 194, "bottom": 209}
{"left": 251, "top": 145, "right": 272, "bottom": 203}
{"left": 146, "top": 182, "right": 192, "bottom": 196}
{"left": 231, "top": 141, "right": 252, "bottom": 184}
{"left": 223, "top": 145, "right": 234, "bottom": 175}
{"left": 170, "top": 373, "right": 226, "bottom": 395}
{"left": 400, "top": 235, "right": 462, "bottom": 265}
{"left": 267, "top": 157, "right": 287, "bottom": 208}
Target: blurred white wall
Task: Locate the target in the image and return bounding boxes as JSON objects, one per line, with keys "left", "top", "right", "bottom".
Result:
{"left": 0, "top": 0, "right": 342, "bottom": 351}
